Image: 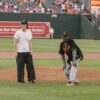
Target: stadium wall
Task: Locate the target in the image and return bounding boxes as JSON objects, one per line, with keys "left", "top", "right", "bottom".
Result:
{"left": 0, "top": 13, "right": 81, "bottom": 39}
{"left": 0, "top": 13, "right": 100, "bottom": 39}
{"left": 80, "top": 15, "right": 100, "bottom": 39}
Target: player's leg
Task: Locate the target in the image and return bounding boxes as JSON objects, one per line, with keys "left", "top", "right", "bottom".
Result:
{"left": 63, "top": 62, "right": 70, "bottom": 80}
{"left": 26, "top": 53, "right": 36, "bottom": 83}
{"left": 69, "top": 64, "right": 77, "bottom": 82}
{"left": 51, "top": 33, "right": 53, "bottom": 39}
{"left": 73, "top": 61, "right": 79, "bottom": 84}
{"left": 16, "top": 53, "right": 25, "bottom": 83}
{"left": 67, "top": 61, "right": 79, "bottom": 86}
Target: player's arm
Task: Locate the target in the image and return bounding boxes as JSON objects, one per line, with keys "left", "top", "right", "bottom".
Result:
{"left": 29, "top": 39, "right": 32, "bottom": 53}
{"left": 72, "top": 49, "right": 77, "bottom": 62}
{"left": 59, "top": 42, "right": 66, "bottom": 64}
{"left": 61, "top": 54, "right": 66, "bottom": 65}
{"left": 14, "top": 31, "right": 19, "bottom": 53}
{"left": 72, "top": 48, "right": 79, "bottom": 67}
{"left": 29, "top": 31, "right": 33, "bottom": 53}
{"left": 68, "top": 38, "right": 76, "bottom": 49}
{"left": 14, "top": 39, "right": 19, "bottom": 57}
{"left": 78, "top": 48, "right": 84, "bottom": 61}
{"left": 70, "top": 39, "right": 83, "bottom": 61}
{"left": 14, "top": 39, "right": 18, "bottom": 52}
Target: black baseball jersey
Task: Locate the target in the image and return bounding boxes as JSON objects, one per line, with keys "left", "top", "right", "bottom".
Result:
{"left": 59, "top": 38, "right": 83, "bottom": 64}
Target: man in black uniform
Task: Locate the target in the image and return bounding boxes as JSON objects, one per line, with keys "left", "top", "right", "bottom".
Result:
{"left": 14, "top": 20, "right": 36, "bottom": 83}
{"left": 59, "top": 32, "right": 83, "bottom": 86}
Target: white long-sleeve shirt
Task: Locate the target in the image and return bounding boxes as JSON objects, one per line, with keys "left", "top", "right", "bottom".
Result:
{"left": 14, "top": 29, "right": 32, "bottom": 53}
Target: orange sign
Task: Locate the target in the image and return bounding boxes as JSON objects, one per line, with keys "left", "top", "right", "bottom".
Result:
{"left": 91, "top": 0, "right": 100, "bottom": 7}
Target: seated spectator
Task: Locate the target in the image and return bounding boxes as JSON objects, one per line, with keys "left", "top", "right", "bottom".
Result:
{"left": 51, "top": 9, "right": 57, "bottom": 14}
{"left": 38, "top": 3, "right": 45, "bottom": 13}
{"left": 13, "top": 8, "right": 20, "bottom": 13}
{"left": 0, "top": 1, "right": 3, "bottom": 7}
{"left": 30, "top": 0, "right": 36, "bottom": 3}
{"left": 61, "top": 2, "right": 66, "bottom": 12}
{"left": 46, "top": 8, "right": 51, "bottom": 14}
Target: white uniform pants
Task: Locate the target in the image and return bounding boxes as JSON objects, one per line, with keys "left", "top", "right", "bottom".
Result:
{"left": 69, "top": 61, "right": 79, "bottom": 82}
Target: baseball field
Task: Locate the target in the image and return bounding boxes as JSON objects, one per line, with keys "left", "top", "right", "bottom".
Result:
{"left": 0, "top": 38, "right": 100, "bottom": 100}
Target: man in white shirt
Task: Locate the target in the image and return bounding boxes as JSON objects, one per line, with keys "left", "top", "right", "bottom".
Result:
{"left": 14, "top": 20, "right": 36, "bottom": 83}
{"left": 49, "top": 26, "right": 54, "bottom": 39}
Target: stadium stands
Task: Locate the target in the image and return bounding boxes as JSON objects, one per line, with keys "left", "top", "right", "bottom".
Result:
{"left": 0, "top": 0, "right": 86, "bottom": 14}
{"left": 1, "top": 0, "right": 99, "bottom": 28}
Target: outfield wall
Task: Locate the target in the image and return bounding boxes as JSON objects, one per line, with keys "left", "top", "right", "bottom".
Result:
{"left": 80, "top": 15, "right": 100, "bottom": 39}
{"left": 0, "top": 13, "right": 100, "bottom": 39}
{"left": 0, "top": 13, "right": 81, "bottom": 39}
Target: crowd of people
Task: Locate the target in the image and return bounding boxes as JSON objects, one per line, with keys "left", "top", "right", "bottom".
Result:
{"left": 53, "top": 0, "right": 85, "bottom": 14}
{"left": 0, "top": 0, "right": 88, "bottom": 14}
{"left": 0, "top": 0, "right": 44, "bottom": 13}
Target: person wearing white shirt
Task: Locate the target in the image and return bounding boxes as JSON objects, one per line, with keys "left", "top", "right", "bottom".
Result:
{"left": 49, "top": 26, "right": 54, "bottom": 39}
{"left": 14, "top": 20, "right": 36, "bottom": 83}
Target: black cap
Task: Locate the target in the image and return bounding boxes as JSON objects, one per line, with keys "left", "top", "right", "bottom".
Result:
{"left": 62, "top": 32, "right": 68, "bottom": 39}
{"left": 21, "top": 19, "right": 28, "bottom": 25}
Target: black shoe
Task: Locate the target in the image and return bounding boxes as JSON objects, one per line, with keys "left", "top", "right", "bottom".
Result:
{"left": 18, "top": 80, "right": 25, "bottom": 83}
{"left": 28, "top": 80, "right": 35, "bottom": 84}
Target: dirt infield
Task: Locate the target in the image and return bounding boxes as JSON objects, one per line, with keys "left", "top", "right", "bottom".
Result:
{"left": 0, "top": 52, "right": 100, "bottom": 59}
{"left": 0, "top": 67, "right": 100, "bottom": 82}
{"left": 0, "top": 52, "right": 100, "bottom": 82}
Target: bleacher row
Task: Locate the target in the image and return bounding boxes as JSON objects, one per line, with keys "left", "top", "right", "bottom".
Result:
{"left": 0, "top": 0, "right": 86, "bottom": 14}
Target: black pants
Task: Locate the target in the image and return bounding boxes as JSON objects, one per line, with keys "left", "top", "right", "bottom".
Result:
{"left": 16, "top": 52, "right": 36, "bottom": 82}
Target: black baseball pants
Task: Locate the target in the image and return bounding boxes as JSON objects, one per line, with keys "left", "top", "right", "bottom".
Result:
{"left": 16, "top": 52, "right": 36, "bottom": 82}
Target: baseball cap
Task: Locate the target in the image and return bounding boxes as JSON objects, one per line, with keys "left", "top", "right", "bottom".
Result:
{"left": 63, "top": 32, "right": 68, "bottom": 39}
{"left": 21, "top": 19, "right": 28, "bottom": 25}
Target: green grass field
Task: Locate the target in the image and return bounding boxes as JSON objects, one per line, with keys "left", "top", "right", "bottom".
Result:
{"left": 0, "top": 80, "right": 100, "bottom": 100}
{"left": 0, "top": 58, "right": 100, "bottom": 70}
{"left": 0, "top": 38, "right": 100, "bottom": 100}
{"left": 0, "top": 38, "right": 100, "bottom": 53}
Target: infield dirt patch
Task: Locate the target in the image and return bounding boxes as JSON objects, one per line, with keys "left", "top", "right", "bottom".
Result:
{"left": 0, "top": 52, "right": 100, "bottom": 82}
{"left": 0, "top": 67, "right": 100, "bottom": 82}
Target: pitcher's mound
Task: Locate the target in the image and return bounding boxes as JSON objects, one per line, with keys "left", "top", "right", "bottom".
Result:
{"left": 0, "top": 67, "right": 100, "bottom": 81}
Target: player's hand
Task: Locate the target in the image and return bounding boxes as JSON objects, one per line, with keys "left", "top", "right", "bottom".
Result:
{"left": 14, "top": 52, "right": 17, "bottom": 57}
{"left": 73, "top": 59, "right": 80, "bottom": 67}
{"left": 29, "top": 49, "right": 32, "bottom": 53}
{"left": 29, "top": 51, "right": 32, "bottom": 55}
{"left": 73, "top": 62, "right": 77, "bottom": 67}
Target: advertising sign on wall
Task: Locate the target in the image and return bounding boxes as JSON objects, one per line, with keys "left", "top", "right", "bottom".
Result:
{"left": 0, "top": 21, "right": 50, "bottom": 38}
{"left": 91, "top": 0, "right": 100, "bottom": 15}
{"left": 91, "top": 0, "right": 100, "bottom": 7}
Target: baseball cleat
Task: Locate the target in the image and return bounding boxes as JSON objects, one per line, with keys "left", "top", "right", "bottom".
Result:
{"left": 66, "top": 83, "right": 75, "bottom": 86}
{"left": 74, "top": 79, "right": 80, "bottom": 84}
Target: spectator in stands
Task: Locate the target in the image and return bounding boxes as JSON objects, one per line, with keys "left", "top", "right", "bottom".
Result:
{"left": 46, "top": 8, "right": 51, "bottom": 14}
{"left": 38, "top": 3, "right": 45, "bottom": 13}
{"left": 30, "top": 0, "right": 36, "bottom": 2}
{"left": 0, "top": 1, "right": 3, "bottom": 7}
{"left": 61, "top": 2, "right": 67, "bottom": 13}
